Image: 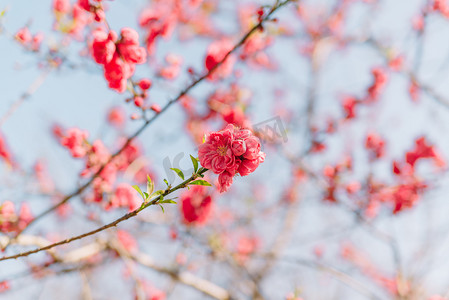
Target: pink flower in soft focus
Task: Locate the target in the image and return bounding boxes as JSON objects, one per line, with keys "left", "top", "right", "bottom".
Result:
{"left": 222, "top": 106, "right": 250, "bottom": 128}
{"left": 113, "top": 183, "right": 141, "bottom": 211}
{"left": 78, "top": 0, "right": 90, "bottom": 11}
{"left": 117, "top": 230, "right": 138, "bottom": 253}
{"left": 0, "top": 134, "right": 13, "bottom": 165}
{"left": 134, "top": 96, "right": 144, "bottom": 107}
{"left": 158, "top": 54, "right": 182, "bottom": 80}
{"left": 117, "top": 28, "right": 147, "bottom": 64}
{"left": 53, "top": 0, "right": 70, "bottom": 13}
{"left": 181, "top": 186, "right": 213, "bottom": 225}
{"left": 18, "top": 203, "right": 33, "bottom": 230}
{"left": 88, "top": 140, "right": 110, "bottom": 167}
{"left": 0, "top": 281, "right": 10, "bottom": 293}
{"left": 120, "top": 27, "right": 139, "bottom": 45}
{"left": 61, "top": 128, "right": 89, "bottom": 158}
{"left": 365, "top": 132, "right": 385, "bottom": 159}
{"left": 150, "top": 104, "right": 162, "bottom": 113}
{"left": 91, "top": 29, "right": 116, "bottom": 65}
{"left": 405, "top": 137, "right": 445, "bottom": 169}
{"left": 34, "top": 161, "right": 54, "bottom": 193}
{"left": 143, "top": 282, "right": 166, "bottom": 300}
{"left": 235, "top": 235, "right": 259, "bottom": 264}
{"left": 0, "top": 201, "right": 15, "bottom": 232}
{"left": 104, "top": 53, "right": 134, "bottom": 93}
{"left": 198, "top": 125, "right": 235, "bottom": 174}
{"left": 342, "top": 96, "right": 357, "bottom": 119}
{"left": 89, "top": 27, "right": 146, "bottom": 93}
{"left": 107, "top": 106, "right": 125, "bottom": 127}
{"left": 31, "top": 33, "right": 44, "bottom": 51}
{"left": 412, "top": 14, "right": 424, "bottom": 32}
{"left": 138, "top": 78, "right": 152, "bottom": 90}
{"left": 218, "top": 171, "right": 233, "bottom": 192}
{"left": 205, "top": 39, "right": 236, "bottom": 80}
{"left": 15, "top": 27, "right": 32, "bottom": 44}
{"left": 56, "top": 202, "right": 72, "bottom": 218}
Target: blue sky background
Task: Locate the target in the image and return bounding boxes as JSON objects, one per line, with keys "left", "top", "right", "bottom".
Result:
{"left": 3, "top": 0, "right": 449, "bottom": 299}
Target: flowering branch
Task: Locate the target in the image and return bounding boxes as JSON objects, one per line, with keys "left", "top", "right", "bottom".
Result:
{"left": 11, "top": 0, "right": 295, "bottom": 241}
{"left": 0, "top": 168, "right": 208, "bottom": 262}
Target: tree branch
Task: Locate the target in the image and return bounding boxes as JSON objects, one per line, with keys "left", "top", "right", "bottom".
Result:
{"left": 0, "top": 168, "right": 207, "bottom": 262}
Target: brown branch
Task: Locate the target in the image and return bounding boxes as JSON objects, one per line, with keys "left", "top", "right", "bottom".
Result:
{"left": 0, "top": 168, "right": 208, "bottom": 262}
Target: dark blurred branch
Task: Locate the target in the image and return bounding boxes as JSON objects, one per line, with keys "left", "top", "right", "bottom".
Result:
{"left": 110, "top": 239, "right": 233, "bottom": 300}
{"left": 0, "top": 67, "right": 52, "bottom": 128}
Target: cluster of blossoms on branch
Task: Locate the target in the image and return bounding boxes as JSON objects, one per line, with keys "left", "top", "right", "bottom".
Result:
{"left": 91, "top": 27, "right": 147, "bottom": 92}
{"left": 14, "top": 27, "right": 43, "bottom": 52}
{"left": 199, "top": 124, "right": 265, "bottom": 193}
{"left": 52, "top": 0, "right": 107, "bottom": 36}
{"left": 57, "top": 126, "right": 152, "bottom": 212}
{"left": 321, "top": 135, "right": 445, "bottom": 217}
{"left": 0, "top": 201, "right": 33, "bottom": 234}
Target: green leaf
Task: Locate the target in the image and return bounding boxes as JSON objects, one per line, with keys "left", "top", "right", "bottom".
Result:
{"left": 150, "top": 190, "right": 164, "bottom": 198}
{"left": 143, "top": 192, "right": 149, "bottom": 199}
{"left": 160, "top": 199, "right": 177, "bottom": 204}
{"left": 146, "top": 175, "right": 154, "bottom": 195}
{"left": 190, "top": 155, "right": 199, "bottom": 173}
{"left": 164, "top": 179, "right": 170, "bottom": 187}
{"left": 170, "top": 168, "right": 185, "bottom": 180}
{"left": 0, "top": 9, "right": 5, "bottom": 18}
{"left": 159, "top": 204, "right": 165, "bottom": 213}
{"left": 132, "top": 185, "right": 145, "bottom": 200}
{"left": 189, "top": 179, "right": 212, "bottom": 186}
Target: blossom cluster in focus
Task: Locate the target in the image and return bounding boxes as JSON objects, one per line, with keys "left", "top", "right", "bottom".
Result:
{"left": 198, "top": 124, "right": 265, "bottom": 192}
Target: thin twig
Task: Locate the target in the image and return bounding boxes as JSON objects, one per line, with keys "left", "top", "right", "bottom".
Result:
{"left": 0, "top": 68, "right": 52, "bottom": 128}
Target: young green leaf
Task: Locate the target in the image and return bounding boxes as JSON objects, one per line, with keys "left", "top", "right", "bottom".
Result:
{"left": 189, "top": 179, "right": 212, "bottom": 186}
{"left": 146, "top": 175, "right": 154, "bottom": 195}
{"left": 159, "top": 204, "right": 165, "bottom": 213}
{"left": 170, "top": 168, "right": 185, "bottom": 180}
{"left": 151, "top": 190, "right": 164, "bottom": 198}
{"left": 132, "top": 185, "right": 145, "bottom": 200}
{"left": 160, "top": 199, "right": 177, "bottom": 204}
{"left": 164, "top": 179, "right": 170, "bottom": 187}
{"left": 190, "top": 155, "right": 199, "bottom": 173}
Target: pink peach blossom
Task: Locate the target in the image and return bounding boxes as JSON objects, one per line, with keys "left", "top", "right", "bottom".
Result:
{"left": 218, "top": 170, "right": 234, "bottom": 193}
{"left": 231, "top": 139, "right": 246, "bottom": 156}
{"left": 198, "top": 125, "right": 236, "bottom": 174}
{"left": 242, "top": 135, "right": 261, "bottom": 160}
